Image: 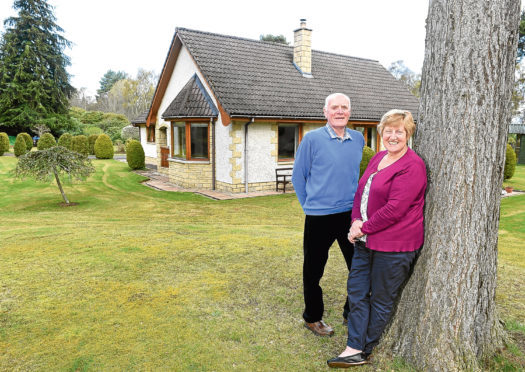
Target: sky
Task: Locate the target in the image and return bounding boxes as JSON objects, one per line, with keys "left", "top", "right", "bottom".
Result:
{"left": 0, "top": 0, "right": 431, "bottom": 96}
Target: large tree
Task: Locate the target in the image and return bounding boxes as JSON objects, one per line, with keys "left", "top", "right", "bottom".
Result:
{"left": 259, "top": 34, "right": 289, "bottom": 44}
{"left": 96, "top": 69, "right": 128, "bottom": 96}
{"left": 379, "top": 1, "right": 521, "bottom": 370}
{"left": 388, "top": 60, "right": 421, "bottom": 97}
{"left": 0, "top": 0, "right": 74, "bottom": 133}
{"left": 96, "top": 69, "right": 156, "bottom": 120}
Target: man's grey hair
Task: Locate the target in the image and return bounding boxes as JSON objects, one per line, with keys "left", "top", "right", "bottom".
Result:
{"left": 324, "top": 93, "right": 351, "bottom": 110}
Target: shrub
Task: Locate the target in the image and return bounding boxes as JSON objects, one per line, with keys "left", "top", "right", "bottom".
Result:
{"left": 88, "top": 134, "right": 99, "bottom": 155}
{"left": 37, "top": 133, "right": 56, "bottom": 150}
{"left": 72, "top": 135, "right": 89, "bottom": 156}
{"left": 94, "top": 134, "right": 114, "bottom": 159}
{"left": 83, "top": 126, "right": 103, "bottom": 136}
{"left": 0, "top": 132, "right": 9, "bottom": 155}
{"left": 359, "top": 146, "right": 375, "bottom": 178}
{"left": 126, "top": 140, "right": 145, "bottom": 170}
{"left": 504, "top": 143, "right": 517, "bottom": 180}
{"left": 20, "top": 132, "right": 33, "bottom": 151}
{"left": 105, "top": 126, "right": 122, "bottom": 142}
{"left": 57, "top": 133, "right": 73, "bottom": 150}
{"left": 14, "top": 134, "right": 28, "bottom": 157}
{"left": 121, "top": 125, "right": 139, "bottom": 141}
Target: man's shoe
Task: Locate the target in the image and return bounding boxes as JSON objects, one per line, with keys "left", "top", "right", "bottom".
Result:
{"left": 327, "top": 352, "right": 368, "bottom": 368}
{"left": 303, "top": 320, "right": 334, "bottom": 336}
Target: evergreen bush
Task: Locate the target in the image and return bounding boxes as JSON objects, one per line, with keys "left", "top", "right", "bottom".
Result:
{"left": 88, "top": 134, "right": 99, "bottom": 155}
{"left": 94, "top": 134, "right": 114, "bottom": 159}
{"left": 504, "top": 143, "right": 517, "bottom": 180}
{"left": 83, "top": 126, "right": 103, "bottom": 136}
{"left": 14, "top": 134, "right": 27, "bottom": 157}
{"left": 72, "top": 135, "right": 89, "bottom": 156}
{"left": 0, "top": 132, "right": 9, "bottom": 155}
{"left": 20, "top": 132, "right": 33, "bottom": 150}
{"left": 126, "top": 140, "right": 145, "bottom": 170}
{"left": 57, "top": 133, "right": 73, "bottom": 150}
{"left": 360, "top": 146, "right": 375, "bottom": 178}
{"left": 37, "top": 133, "right": 56, "bottom": 150}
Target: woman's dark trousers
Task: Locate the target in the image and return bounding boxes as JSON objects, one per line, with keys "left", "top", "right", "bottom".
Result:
{"left": 346, "top": 243, "right": 416, "bottom": 354}
{"left": 302, "top": 211, "right": 354, "bottom": 323}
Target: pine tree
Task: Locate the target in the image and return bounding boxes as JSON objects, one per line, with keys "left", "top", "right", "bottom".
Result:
{"left": 0, "top": 0, "right": 75, "bottom": 133}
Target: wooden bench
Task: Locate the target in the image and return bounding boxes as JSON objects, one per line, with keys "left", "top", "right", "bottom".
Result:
{"left": 275, "top": 167, "right": 294, "bottom": 193}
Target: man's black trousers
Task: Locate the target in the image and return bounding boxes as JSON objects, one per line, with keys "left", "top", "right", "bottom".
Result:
{"left": 302, "top": 210, "right": 354, "bottom": 323}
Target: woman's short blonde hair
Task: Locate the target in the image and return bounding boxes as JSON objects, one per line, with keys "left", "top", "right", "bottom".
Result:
{"left": 377, "top": 109, "right": 416, "bottom": 138}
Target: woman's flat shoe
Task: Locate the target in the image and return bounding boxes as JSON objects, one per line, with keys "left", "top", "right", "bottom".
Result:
{"left": 327, "top": 352, "right": 368, "bottom": 368}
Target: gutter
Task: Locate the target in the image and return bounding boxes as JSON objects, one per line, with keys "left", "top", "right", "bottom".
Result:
{"left": 244, "top": 118, "right": 255, "bottom": 193}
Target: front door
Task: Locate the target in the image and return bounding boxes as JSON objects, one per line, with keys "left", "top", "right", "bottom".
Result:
{"left": 160, "top": 147, "right": 169, "bottom": 168}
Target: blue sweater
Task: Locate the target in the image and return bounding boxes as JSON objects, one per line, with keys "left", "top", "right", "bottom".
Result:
{"left": 292, "top": 125, "right": 364, "bottom": 215}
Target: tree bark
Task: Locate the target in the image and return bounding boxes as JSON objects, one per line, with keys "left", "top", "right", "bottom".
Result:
{"left": 53, "top": 168, "right": 70, "bottom": 205}
{"left": 380, "top": 1, "right": 520, "bottom": 370}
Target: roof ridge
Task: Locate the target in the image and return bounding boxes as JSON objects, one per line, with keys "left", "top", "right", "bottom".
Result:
{"left": 176, "top": 27, "right": 290, "bottom": 49}
{"left": 176, "top": 27, "right": 378, "bottom": 62}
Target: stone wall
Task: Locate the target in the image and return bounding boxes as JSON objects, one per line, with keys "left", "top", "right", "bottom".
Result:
{"left": 168, "top": 160, "right": 213, "bottom": 189}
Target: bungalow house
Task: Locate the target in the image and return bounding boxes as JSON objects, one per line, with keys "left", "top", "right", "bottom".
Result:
{"left": 132, "top": 20, "right": 419, "bottom": 193}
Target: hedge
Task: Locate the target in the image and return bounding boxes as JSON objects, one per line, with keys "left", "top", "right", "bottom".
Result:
{"left": 0, "top": 132, "right": 9, "bottom": 155}
{"left": 126, "top": 140, "right": 145, "bottom": 170}
{"left": 37, "top": 133, "right": 56, "bottom": 150}
{"left": 94, "top": 134, "right": 114, "bottom": 159}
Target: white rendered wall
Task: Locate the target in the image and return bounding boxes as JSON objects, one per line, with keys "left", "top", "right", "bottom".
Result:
{"left": 246, "top": 122, "right": 275, "bottom": 183}
{"left": 139, "top": 126, "right": 157, "bottom": 158}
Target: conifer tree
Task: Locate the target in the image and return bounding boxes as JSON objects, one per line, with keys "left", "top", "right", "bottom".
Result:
{"left": 0, "top": 0, "right": 75, "bottom": 133}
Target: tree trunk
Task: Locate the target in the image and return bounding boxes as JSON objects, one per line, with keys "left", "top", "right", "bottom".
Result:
{"left": 380, "top": 1, "right": 520, "bottom": 370}
{"left": 53, "top": 168, "right": 70, "bottom": 205}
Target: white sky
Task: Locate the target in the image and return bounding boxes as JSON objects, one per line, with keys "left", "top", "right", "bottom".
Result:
{"left": 0, "top": 0, "right": 431, "bottom": 96}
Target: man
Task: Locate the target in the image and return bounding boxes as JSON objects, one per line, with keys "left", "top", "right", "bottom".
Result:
{"left": 292, "top": 93, "right": 364, "bottom": 336}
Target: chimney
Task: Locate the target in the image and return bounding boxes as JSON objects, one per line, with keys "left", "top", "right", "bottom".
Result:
{"left": 293, "top": 19, "right": 313, "bottom": 78}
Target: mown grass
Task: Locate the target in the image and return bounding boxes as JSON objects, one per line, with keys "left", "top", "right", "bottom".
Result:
{"left": 504, "top": 164, "right": 525, "bottom": 191}
{"left": 0, "top": 157, "right": 524, "bottom": 371}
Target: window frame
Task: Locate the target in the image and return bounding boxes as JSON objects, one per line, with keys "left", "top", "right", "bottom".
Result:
{"left": 277, "top": 123, "right": 303, "bottom": 162}
{"left": 170, "top": 121, "right": 210, "bottom": 161}
{"left": 147, "top": 125, "right": 155, "bottom": 143}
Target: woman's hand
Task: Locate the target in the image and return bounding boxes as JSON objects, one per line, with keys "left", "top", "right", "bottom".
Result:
{"left": 348, "top": 220, "right": 364, "bottom": 243}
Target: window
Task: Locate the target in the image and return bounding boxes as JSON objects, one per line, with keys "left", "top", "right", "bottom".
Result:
{"left": 173, "top": 123, "right": 186, "bottom": 158}
{"left": 353, "top": 125, "right": 377, "bottom": 151}
{"left": 147, "top": 125, "right": 155, "bottom": 142}
{"left": 190, "top": 123, "right": 208, "bottom": 159}
{"left": 278, "top": 124, "right": 301, "bottom": 161}
{"left": 171, "top": 122, "right": 209, "bottom": 160}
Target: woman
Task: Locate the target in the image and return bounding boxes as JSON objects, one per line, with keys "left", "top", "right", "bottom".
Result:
{"left": 327, "top": 109, "right": 427, "bottom": 368}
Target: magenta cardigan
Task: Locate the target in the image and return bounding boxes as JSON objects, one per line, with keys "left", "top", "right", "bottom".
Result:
{"left": 351, "top": 148, "right": 427, "bottom": 252}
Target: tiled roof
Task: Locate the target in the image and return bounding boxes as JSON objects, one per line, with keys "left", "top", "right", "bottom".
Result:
{"left": 131, "top": 110, "right": 149, "bottom": 124}
{"left": 162, "top": 74, "right": 218, "bottom": 119}
{"left": 176, "top": 28, "right": 419, "bottom": 121}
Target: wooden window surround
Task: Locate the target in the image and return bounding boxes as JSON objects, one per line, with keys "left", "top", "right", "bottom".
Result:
{"left": 147, "top": 125, "right": 155, "bottom": 143}
{"left": 170, "top": 121, "right": 210, "bottom": 161}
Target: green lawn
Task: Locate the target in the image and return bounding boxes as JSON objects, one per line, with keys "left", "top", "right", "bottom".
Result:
{"left": 0, "top": 157, "right": 523, "bottom": 371}
{"left": 504, "top": 164, "right": 525, "bottom": 191}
